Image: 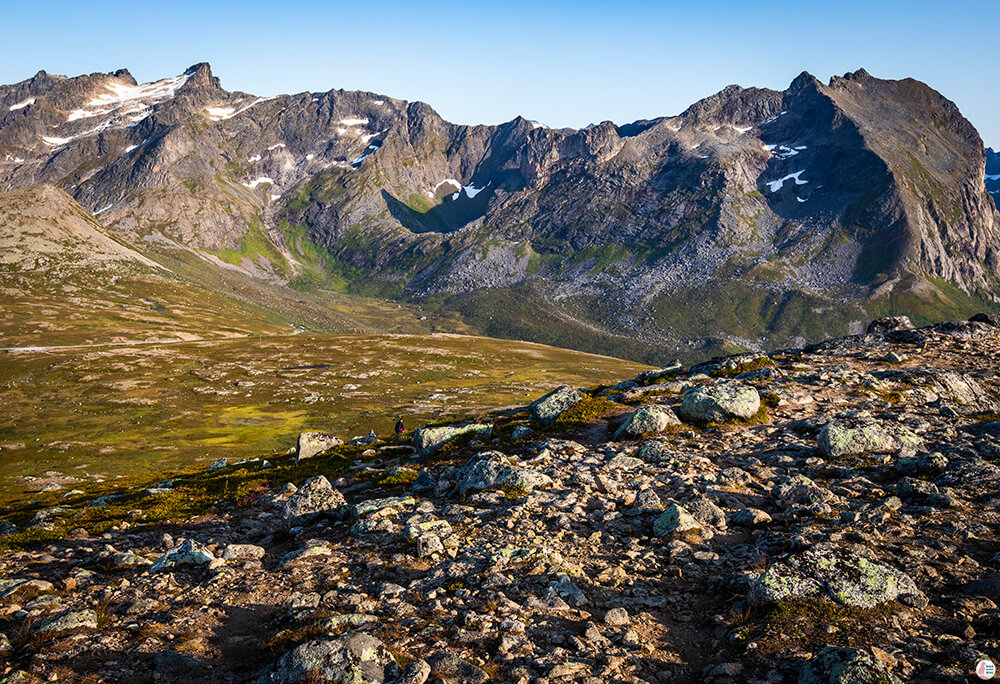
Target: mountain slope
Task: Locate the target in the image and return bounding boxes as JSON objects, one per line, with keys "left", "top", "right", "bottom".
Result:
{"left": 1, "top": 65, "right": 998, "bottom": 362}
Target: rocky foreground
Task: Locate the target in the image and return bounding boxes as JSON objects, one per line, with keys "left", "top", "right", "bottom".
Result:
{"left": 2, "top": 316, "right": 1000, "bottom": 683}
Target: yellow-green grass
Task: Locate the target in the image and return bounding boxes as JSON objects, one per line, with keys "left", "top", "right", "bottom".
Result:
{"left": 0, "top": 332, "right": 648, "bottom": 505}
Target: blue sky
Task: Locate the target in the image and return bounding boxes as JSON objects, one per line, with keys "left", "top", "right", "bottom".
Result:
{"left": 2, "top": 0, "right": 997, "bottom": 147}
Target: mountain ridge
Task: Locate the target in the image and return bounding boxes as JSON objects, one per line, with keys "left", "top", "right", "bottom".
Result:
{"left": 1, "top": 63, "right": 998, "bottom": 363}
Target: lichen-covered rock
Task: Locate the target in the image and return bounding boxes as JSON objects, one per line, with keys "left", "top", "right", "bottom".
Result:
{"left": 412, "top": 423, "right": 492, "bottom": 453}
{"left": 401, "top": 519, "right": 452, "bottom": 542}
{"left": 150, "top": 539, "right": 215, "bottom": 573}
{"left": 295, "top": 431, "right": 343, "bottom": 460}
{"left": 35, "top": 609, "right": 98, "bottom": 635}
{"left": 256, "top": 632, "right": 397, "bottom": 683}
{"left": 613, "top": 404, "right": 681, "bottom": 440}
{"left": 677, "top": 382, "right": 760, "bottom": 425}
{"left": 799, "top": 646, "right": 901, "bottom": 683}
{"left": 749, "top": 544, "right": 922, "bottom": 608}
{"left": 0, "top": 578, "right": 53, "bottom": 600}
{"left": 349, "top": 496, "right": 416, "bottom": 519}
{"left": 455, "top": 451, "right": 552, "bottom": 496}
{"left": 529, "top": 385, "right": 584, "bottom": 426}
{"left": 222, "top": 544, "right": 266, "bottom": 562}
{"left": 818, "top": 420, "right": 922, "bottom": 458}
{"left": 652, "top": 504, "right": 711, "bottom": 542}
{"left": 281, "top": 475, "right": 346, "bottom": 525}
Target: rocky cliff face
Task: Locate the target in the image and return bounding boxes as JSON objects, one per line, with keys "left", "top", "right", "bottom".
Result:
{"left": 1, "top": 64, "right": 998, "bottom": 361}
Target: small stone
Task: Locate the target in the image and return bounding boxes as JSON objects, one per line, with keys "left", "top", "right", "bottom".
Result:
{"left": 604, "top": 607, "right": 630, "bottom": 626}
{"left": 732, "top": 508, "right": 772, "bottom": 526}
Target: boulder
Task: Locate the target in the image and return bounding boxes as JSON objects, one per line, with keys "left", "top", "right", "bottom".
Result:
{"left": 35, "top": 609, "right": 98, "bottom": 635}
{"left": 677, "top": 382, "right": 761, "bottom": 425}
{"left": 818, "top": 420, "right": 922, "bottom": 458}
{"left": 613, "top": 404, "right": 681, "bottom": 440}
{"left": 749, "top": 544, "right": 923, "bottom": 608}
{"left": 150, "top": 539, "right": 215, "bottom": 573}
{"left": 256, "top": 632, "right": 397, "bottom": 683}
{"left": 222, "top": 544, "right": 266, "bottom": 562}
{"left": 281, "top": 475, "right": 347, "bottom": 525}
{"left": 652, "top": 504, "right": 711, "bottom": 542}
{"left": 412, "top": 423, "right": 491, "bottom": 453}
{"left": 296, "top": 431, "right": 343, "bottom": 460}
{"left": 455, "top": 451, "right": 552, "bottom": 496}
{"left": 529, "top": 385, "right": 584, "bottom": 426}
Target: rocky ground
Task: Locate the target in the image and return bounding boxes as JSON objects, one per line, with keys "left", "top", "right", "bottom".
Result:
{"left": 1, "top": 315, "right": 1000, "bottom": 683}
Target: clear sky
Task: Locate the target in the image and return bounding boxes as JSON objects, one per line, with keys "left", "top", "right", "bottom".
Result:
{"left": 2, "top": 0, "right": 997, "bottom": 147}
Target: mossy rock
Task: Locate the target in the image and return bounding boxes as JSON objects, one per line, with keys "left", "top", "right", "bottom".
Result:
{"left": 818, "top": 420, "right": 922, "bottom": 458}
{"left": 677, "top": 381, "right": 761, "bottom": 425}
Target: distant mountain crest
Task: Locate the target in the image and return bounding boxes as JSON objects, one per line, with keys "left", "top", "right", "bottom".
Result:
{"left": 0, "top": 64, "right": 997, "bottom": 362}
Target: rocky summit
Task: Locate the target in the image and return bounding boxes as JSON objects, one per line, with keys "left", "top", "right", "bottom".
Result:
{"left": 1, "top": 315, "right": 999, "bottom": 682}
{"left": 1, "top": 65, "right": 999, "bottom": 362}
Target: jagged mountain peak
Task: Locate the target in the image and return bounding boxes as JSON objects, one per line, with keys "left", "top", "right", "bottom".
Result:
{"left": 0, "top": 65, "right": 997, "bottom": 362}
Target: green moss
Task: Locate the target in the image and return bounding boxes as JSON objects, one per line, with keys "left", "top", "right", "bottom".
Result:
{"left": 545, "top": 395, "right": 619, "bottom": 431}
{"left": 730, "top": 597, "right": 897, "bottom": 657}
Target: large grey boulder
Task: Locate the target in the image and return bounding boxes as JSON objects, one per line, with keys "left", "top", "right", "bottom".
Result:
{"left": 256, "top": 632, "right": 397, "bottom": 683}
{"left": 296, "top": 431, "right": 343, "bottom": 460}
{"left": 613, "top": 404, "right": 681, "bottom": 440}
{"left": 281, "top": 475, "right": 347, "bottom": 525}
{"left": 455, "top": 451, "right": 552, "bottom": 496}
{"left": 749, "top": 544, "right": 923, "bottom": 608}
{"left": 677, "top": 382, "right": 760, "bottom": 425}
{"left": 818, "top": 420, "right": 922, "bottom": 458}
{"left": 529, "top": 385, "right": 584, "bottom": 426}
{"left": 412, "top": 423, "right": 491, "bottom": 454}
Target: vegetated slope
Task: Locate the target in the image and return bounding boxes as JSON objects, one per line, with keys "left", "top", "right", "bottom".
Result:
{"left": 0, "top": 184, "right": 297, "bottom": 347}
{"left": 0, "top": 332, "right": 648, "bottom": 501}
{"left": 1, "top": 64, "right": 998, "bottom": 362}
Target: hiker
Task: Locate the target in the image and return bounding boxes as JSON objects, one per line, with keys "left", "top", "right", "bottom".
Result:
{"left": 368, "top": 429, "right": 376, "bottom": 439}
{"left": 395, "top": 417, "right": 405, "bottom": 435}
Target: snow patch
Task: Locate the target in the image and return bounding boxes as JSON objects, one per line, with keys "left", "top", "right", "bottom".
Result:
{"left": 9, "top": 98, "right": 35, "bottom": 111}
{"left": 270, "top": 193, "right": 281, "bottom": 201}
{"left": 432, "top": 178, "right": 462, "bottom": 197}
{"left": 464, "top": 181, "right": 490, "bottom": 198}
{"left": 266, "top": 143, "right": 286, "bottom": 151}
{"left": 243, "top": 177, "right": 275, "bottom": 190}
{"left": 204, "top": 97, "right": 274, "bottom": 122}
{"left": 305, "top": 154, "right": 315, "bottom": 161}
{"left": 450, "top": 181, "right": 492, "bottom": 201}
{"left": 4, "top": 154, "right": 26, "bottom": 163}
{"left": 370, "top": 100, "right": 385, "bottom": 106}
{"left": 89, "top": 73, "right": 191, "bottom": 108}
{"left": 766, "top": 170, "right": 809, "bottom": 193}
{"left": 247, "top": 154, "right": 262, "bottom": 163}
{"left": 94, "top": 204, "right": 113, "bottom": 215}
{"left": 733, "top": 125, "right": 753, "bottom": 133}
{"left": 340, "top": 117, "right": 369, "bottom": 126}
{"left": 796, "top": 196, "right": 807, "bottom": 203}
{"left": 350, "top": 143, "right": 380, "bottom": 166}
{"left": 42, "top": 136, "right": 73, "bottom": 147}
{"left": 762, "top": 111, "right": 787, "bottom": 125}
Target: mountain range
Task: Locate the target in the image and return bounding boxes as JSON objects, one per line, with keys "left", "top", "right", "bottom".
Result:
{"left": 2, "top": 63, "right": 998, "bottom": 363}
